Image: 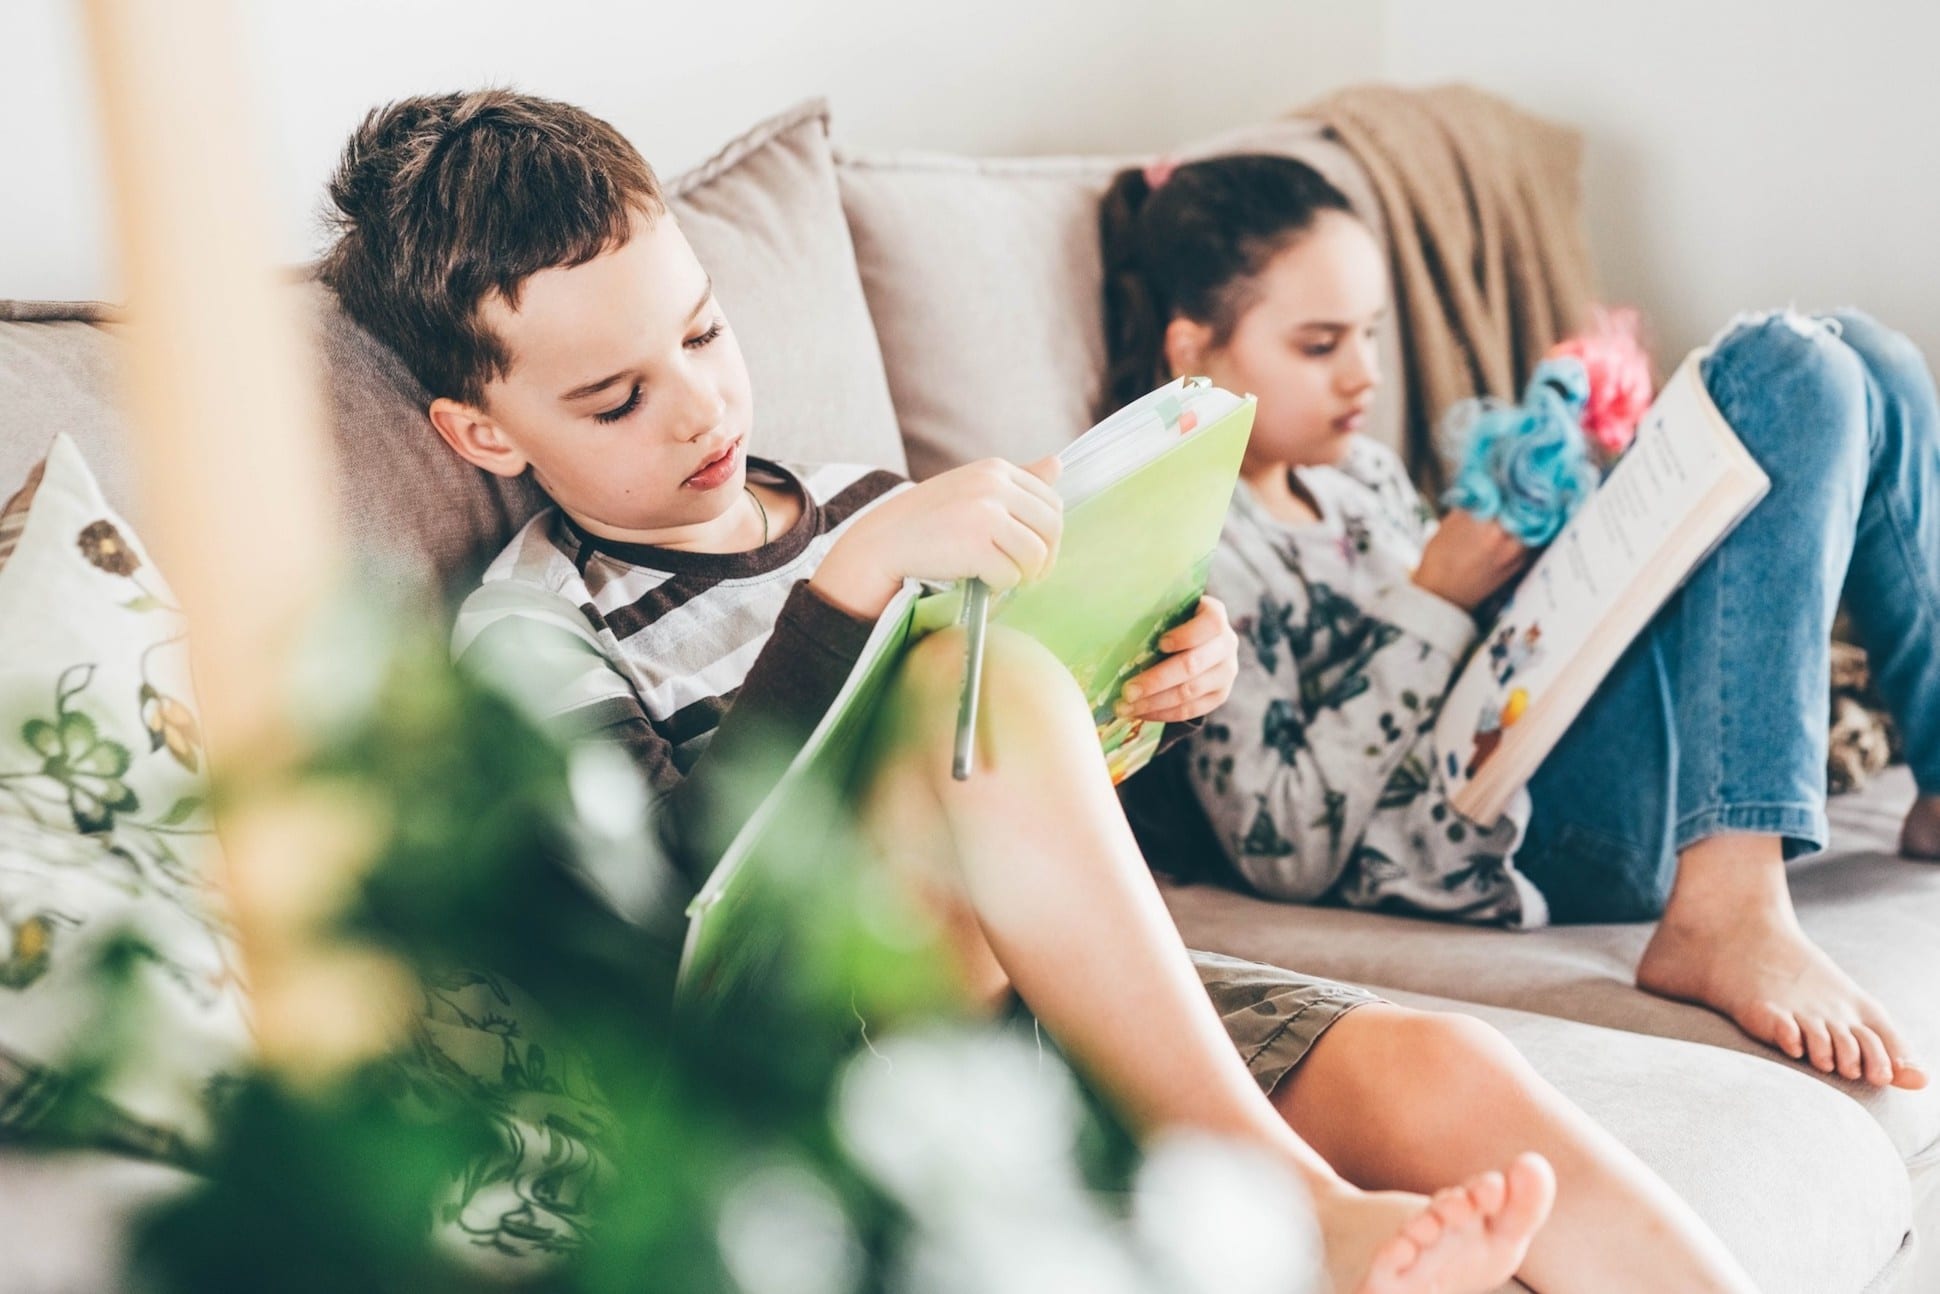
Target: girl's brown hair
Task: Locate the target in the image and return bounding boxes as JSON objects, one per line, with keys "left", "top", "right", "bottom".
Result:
{"left": 1098, "top": 154, "right": 1358, "bottom": 418}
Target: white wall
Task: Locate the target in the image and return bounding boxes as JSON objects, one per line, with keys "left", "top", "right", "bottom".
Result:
{"left": 0, "top": 0, "right": 1382, "bottom": 302}
{"left": 1379, "top": 0, "right": 1940, "bottom": 365}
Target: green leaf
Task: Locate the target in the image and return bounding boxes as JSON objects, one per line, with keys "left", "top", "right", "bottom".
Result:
{"left": 55, "top": 710, "right": 99, "bottom": 756}
{"left": 158, "top": 796, "right": 204, "bottom": 827}
{"left": 21, "top": 718, "right": 60, "bottom": 760}
{"left": 71, "top": 737, "right": 131, "bottom": 779}
{"left": 121, "top": 595, "right": 165, "bottom": 614}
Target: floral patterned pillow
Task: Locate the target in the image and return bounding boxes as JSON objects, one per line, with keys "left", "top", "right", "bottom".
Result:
{"left": 0, "top": 435, "right": 250, "bottom": 1158}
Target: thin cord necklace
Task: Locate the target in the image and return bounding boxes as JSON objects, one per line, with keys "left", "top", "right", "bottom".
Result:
{"left": 744, "top": 484, "right": 770, "bottom": 547}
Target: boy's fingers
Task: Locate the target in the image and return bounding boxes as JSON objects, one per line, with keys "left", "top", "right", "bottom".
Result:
{"left": 1021, "top": 453, "right": 1063, "bottom": 488}
{"left": 1002, "top": 482, "right": 1064, "bottom": 551}
{"left": 989, "top": 517, "right": 1049, "bottom": 585}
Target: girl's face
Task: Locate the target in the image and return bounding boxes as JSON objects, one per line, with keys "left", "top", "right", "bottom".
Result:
{"left": 1169, "top": 210, "right": 1389, "bottom": 473}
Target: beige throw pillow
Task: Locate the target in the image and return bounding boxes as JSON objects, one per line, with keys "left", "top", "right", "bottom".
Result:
{"left": 837, "top": 118, "right": 1407, "bottom": 480}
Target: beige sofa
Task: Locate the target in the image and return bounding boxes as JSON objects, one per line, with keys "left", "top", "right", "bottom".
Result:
{"left": 2, "top": 96, "right": 1935, "bottom": 1294}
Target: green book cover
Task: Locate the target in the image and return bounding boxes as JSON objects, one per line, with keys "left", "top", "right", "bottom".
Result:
{"left": 679, "top": 382, "right": 1255, "bottom": 999}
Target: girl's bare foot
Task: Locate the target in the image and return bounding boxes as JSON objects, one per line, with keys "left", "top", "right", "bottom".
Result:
{"left": 1900, "top": 794, "right": 1940, "bottom": 860}
{"left": 1314, "top": 1155, "right": 1555, "bottom": 1294}
{"left": 1636, "top": 891, "right": 1929, "bottom": 1090}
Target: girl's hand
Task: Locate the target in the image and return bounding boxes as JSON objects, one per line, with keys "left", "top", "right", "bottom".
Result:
{"left": 1412, "top": 510, "right": 1532, "bottom": 613}
{"left": 1118, "top": 597, "right": 1238, "bottom": 723}
{"left": 811, "top": 456, "right": 1065, "bottom": 620}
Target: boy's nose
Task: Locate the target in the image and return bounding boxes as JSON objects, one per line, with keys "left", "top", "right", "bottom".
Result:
{"left": 673, "top": 379, "right": 728, "bottom": 441}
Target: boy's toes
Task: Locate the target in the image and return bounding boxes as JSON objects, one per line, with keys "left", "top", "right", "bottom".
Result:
{"left": 1362, "top": 1230, "right": 1425, "bottom": 1290}
{"left": 1494, "top": 1152, "right": 1557, "bottom": 1240}
{"left": 1464, "top": 1169, "right": 1506, "bottom": 1218}
{"left": 1401, "top": 1202, "right": 1447, "bottom": 1252}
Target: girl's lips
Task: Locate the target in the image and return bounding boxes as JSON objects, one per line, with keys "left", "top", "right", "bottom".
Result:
{"left": 684, "top": 438, "right": 743, "bottom": 490}
{"left": 1332, "top": 409, "right": 1368, "bottom": 433}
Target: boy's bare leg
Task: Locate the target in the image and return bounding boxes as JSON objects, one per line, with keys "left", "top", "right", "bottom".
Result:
{"left": 1635, "top": 833, "right": 1929, "bottom": 1090}
{"left": 864, "top": 626, "right": 1552, "bottom": 1294}
{"left": 1277, "top": 1004, "right": 1758, "bottom": 1293}
{"left": 1902, "top": 795, "right": 1940, "bottom": 859}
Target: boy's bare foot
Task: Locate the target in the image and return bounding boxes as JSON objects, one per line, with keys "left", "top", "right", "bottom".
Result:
{"left": 1900, "top": 794, "right": 1940, "bottom": 860}
{"left": 1314, "top": 1155, "right": 1555, "bottom": 1294}
{"left": 1637, "top": 904, "right": 1929, "bottom": 1090}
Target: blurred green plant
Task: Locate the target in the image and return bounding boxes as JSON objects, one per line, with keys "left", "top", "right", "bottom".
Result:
{"left": 29, "top": 597, "right": 1316, "bottom": 1294}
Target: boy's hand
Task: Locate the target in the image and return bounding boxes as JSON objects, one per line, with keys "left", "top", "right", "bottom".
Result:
{"left": 1117, "top": 597, "right": 1238, "bottom": 724}
{"left": 1411, "top": 510, "right": 1532, "bottom": 613}
{"left": 811, "top": 456, "right": 1064, "bottom": 620}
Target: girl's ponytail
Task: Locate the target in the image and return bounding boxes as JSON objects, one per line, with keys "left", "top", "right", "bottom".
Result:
{"left": 1098, "top": 167, "right": 1168, "bottom": 420}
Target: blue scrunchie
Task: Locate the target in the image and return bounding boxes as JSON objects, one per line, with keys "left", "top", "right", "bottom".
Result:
{"left": 1442, "top": 357, "right": 1601, "bottom": 547}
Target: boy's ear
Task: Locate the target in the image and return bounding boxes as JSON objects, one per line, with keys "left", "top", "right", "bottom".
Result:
{"left": 428, "top": 397, "right": 529, "bottom": 479}
{"left": 1162, "top": 317, "right": 1214, "bottom": 380}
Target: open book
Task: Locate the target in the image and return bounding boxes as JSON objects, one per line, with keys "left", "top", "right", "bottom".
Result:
{"left": 1433, "top": 350, "right": 1770, "bottom": 826}
{"left": 678, "top": 379, "right": 1256, "bottom": 994}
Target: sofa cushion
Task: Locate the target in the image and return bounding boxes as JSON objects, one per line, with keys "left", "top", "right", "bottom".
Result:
{"left": 1163, "top": 766, "right": 1940, "bottom": 1164}
{"left": 836, "top": 117, "right": 1407, "bottom": 482}
{"left": 673, "top": 99, "right": 906, "bottom": 477}
{"left": 837, "top": 151, "right": 1121, "bottom": 480}
{"left": 0, "top": 435, "right": 248, "bottom": 1157}
{"left": 1373, "top": 987, "right": 1912, "bottom": 1294}
{"left": 0, "top": 98, "right": 906, "bottom": 603}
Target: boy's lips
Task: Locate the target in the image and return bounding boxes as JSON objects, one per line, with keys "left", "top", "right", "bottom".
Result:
{"left": 683, "top": 438, "right": 743, "bottom": 490}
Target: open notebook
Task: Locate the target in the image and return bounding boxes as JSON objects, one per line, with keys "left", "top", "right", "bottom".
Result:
{"left": 678, "top": 378, "right": 1255, "bottom": 995}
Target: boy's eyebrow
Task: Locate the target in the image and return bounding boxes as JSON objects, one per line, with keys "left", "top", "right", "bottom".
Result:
{"left": 558, "top": 276, "right": 716, "bottom": 403}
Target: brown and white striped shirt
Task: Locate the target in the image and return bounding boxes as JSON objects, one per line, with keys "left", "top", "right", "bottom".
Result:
{"left": 453, "top": 458, "right": 907, "bottom": 883}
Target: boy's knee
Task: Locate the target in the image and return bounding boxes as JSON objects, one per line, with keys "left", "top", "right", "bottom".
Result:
{"left": 893, "top": 625, "right": 1086, "bottom": 759}
{"left": 1386, "top": 1012, "right": 1535, "bottom": 1108}
{"left": 901, "top": 623, "right": 1074, "bottom": 706}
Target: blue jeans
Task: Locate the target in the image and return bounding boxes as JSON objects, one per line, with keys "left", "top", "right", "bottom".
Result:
{"left": 1516, "top": 310, "right": 1940, "bottom": 924}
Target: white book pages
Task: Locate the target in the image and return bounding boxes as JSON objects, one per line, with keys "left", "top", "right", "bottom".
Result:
{"left": 1057, "top": 378, "right": 1246, "bottom": 507}
{"left": 1431, "top": 351, "right": 1771, "bottom": 825}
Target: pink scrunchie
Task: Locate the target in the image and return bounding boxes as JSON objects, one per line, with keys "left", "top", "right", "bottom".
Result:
{"left": 1143, "top": 156, "right": 1180, "bottom": 190}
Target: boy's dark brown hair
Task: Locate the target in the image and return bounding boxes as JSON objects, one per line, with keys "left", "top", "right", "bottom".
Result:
{"left": 319, "top": 88, "right": 664, "bottom": 405}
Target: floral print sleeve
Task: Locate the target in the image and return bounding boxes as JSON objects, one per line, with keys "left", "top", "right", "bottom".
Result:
{"left": 1187, "top": 524, "right": 1479, "bottom": 901}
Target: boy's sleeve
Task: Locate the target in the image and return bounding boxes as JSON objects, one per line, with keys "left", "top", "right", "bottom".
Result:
{"left": 454, "top": 579, "right": 874, "bottom": 886}
{"left": 1185, "top": 544, "right": 1476, "bottom": 901}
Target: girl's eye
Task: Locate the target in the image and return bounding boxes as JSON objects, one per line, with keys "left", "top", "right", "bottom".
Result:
{"left": 594, "top": 383, "right": 643, "bottom": 424}
{"left": 686, "top": 320, "right": 725, "bottom": 349}
{"left": 1301, "top": 342, "right": 1338, "bottom": 359}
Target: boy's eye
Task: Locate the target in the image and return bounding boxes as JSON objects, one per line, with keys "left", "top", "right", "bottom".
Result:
{"left": 594, "top": 383, "right": 643, "bottom": 424}
{"left": 686, "top": 320, "right": 725, "bottom": 349}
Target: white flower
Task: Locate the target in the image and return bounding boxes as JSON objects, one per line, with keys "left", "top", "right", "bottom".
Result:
{"left": 717, "top": 1159, "right": 864, "bottom": 1294}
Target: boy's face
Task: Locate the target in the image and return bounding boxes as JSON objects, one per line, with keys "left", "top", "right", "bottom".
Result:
{"left": 431, "top": 209, "right": 754, "bottom": 543}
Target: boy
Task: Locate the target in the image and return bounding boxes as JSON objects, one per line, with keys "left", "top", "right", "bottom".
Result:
{"left": 319, "top": 88, "right": 1558, "bottom": 1294}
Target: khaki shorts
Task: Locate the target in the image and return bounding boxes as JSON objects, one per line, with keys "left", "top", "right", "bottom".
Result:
{"left": 1191, "top": 949, "right": 1382, "bottom": 1095}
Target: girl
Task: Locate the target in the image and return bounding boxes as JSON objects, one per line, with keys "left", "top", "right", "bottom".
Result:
{"left": 1099, "top": 152, "right": 1937, "bottom": 1100}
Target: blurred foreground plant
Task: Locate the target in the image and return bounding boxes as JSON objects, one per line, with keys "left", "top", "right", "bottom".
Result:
{"left": 94, "top": 598, "right": 1317, "bottom": 1294}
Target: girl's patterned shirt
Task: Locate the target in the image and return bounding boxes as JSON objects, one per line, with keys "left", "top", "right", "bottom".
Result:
{"left": 1186, "top": 436, "right": 1549, "bottom": 927}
